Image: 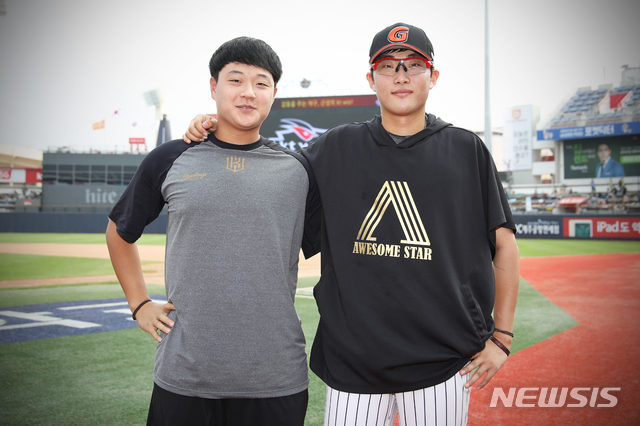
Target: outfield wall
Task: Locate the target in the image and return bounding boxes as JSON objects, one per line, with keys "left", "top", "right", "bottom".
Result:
{"left": 1, "top": 213, "right": 639, "bottom": 240}
{"left": 0, "top": 212, "right": 167, "bottom": 234}
{"left": 513, "top": 214, "right": 640, "bottom": 239}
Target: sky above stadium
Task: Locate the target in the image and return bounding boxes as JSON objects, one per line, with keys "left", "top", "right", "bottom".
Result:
{"left": 1, "top": 0, "right": 639, "bottom": 154}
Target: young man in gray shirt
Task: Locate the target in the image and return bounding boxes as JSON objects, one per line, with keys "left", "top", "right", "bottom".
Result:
{"left": 106, "top": 36, "right": 320, "bottom": 426}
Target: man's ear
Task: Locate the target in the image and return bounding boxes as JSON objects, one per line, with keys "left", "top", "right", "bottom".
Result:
{"left": 366, "top": 72, "right": 376, "bottom": 92}
{"left": 429, "top": 69, "right": 440, "bottom": 89}
{"left": 210, "top": 77, "right": 217, "bottom": 100}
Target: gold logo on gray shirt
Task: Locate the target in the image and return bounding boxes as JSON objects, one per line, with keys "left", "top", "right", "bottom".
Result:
{"left": 182, "top": 172, "right": 207, "bottom": 180}
{"left": 226, "top": 157, "right": 245, "bottom": 172}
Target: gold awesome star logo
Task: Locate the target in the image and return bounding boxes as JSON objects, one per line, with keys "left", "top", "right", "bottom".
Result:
{"left": 354, "top": 181, "right": 432, "bottom": 260}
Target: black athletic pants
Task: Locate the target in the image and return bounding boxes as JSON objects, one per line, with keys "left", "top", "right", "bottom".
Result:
{"left": 147, "top": 383, "right": 308, "bottom": 426}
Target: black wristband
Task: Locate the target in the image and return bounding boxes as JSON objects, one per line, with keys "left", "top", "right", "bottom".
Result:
{"left": 132, "top": 299, "right": 152, "bottom": 320}
{"left": 494, "top": 328, "right": 514, "bottom": 338}
{"left": 489, "top": 335, "right": 510, "bottom": 356}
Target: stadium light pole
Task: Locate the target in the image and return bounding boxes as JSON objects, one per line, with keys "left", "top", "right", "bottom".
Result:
{"left": 484, "top": 0, "right": 492, "bottom": 153}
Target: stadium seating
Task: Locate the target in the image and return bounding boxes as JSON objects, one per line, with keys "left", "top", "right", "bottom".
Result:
{"left": 507, "top": 189, "right": 640, "bottom": 215}
{"left": 548, "top": 85, "right": 640, "bottom": 129}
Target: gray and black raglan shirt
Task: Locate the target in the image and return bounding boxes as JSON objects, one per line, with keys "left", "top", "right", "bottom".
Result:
{"left": 109, "top": 135, "right": 320, "bottom": 399}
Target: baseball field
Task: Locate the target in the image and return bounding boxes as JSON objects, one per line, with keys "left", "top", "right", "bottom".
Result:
{"left": 0, "top": 233, "right": 638, "bottom": 425}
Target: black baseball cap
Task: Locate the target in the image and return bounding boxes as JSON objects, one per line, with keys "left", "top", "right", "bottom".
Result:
{"left": 369, "top": 23, "right": 434, "bottom": 65}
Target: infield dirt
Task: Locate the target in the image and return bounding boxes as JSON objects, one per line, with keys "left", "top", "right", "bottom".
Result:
{"left": 0, "top": 243, "right": 321, "bottom": 288}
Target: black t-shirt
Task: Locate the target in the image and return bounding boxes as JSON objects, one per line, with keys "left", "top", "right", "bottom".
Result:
{"left": 302, "top": 114, "right": 515, "bottom": 393}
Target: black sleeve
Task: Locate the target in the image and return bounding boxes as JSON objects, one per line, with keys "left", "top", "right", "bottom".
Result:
{"left": 300, "top": 163, "right": 321, "bottom": 259}
{"left": 265, "top": 140, "right": 321, "bottom": 258}
{"left": 108, "top": 140, "right": 197, "bottom": 243}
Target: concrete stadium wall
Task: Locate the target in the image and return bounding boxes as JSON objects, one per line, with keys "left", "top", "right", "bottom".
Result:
{"left": 1, "top": 213, "right": 638, "bottom": 240}
{"left": 0, "top": 213, "right": 167, "bottom": 234}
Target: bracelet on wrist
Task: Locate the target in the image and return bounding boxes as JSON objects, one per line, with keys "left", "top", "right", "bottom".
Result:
{"left": 132, "top": 299, "right": 152, "bottom": 320}
{"left": 494, "top": 328, "right": 514, "bottom": 338}
{"left": 489, "top": 335, "right": 510, "bottom": 356}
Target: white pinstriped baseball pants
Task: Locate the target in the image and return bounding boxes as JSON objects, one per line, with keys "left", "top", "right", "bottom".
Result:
{"left": 323, "top": 372, "right": 472, "bottom": 426}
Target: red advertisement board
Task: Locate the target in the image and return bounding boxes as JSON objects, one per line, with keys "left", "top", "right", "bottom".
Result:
{"left": 563, "top": 217, "right": 640, "bottom": 239}
{"left": 0, "top": 168, "right": 42, "bottom": 184}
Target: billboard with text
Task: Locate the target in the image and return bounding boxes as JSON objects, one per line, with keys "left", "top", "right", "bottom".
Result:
{"left": 562, "top": 135, "right": 640, "bottom": 179}
{"left": 0, "top": 168, "right": 42, "bottom": 184}
{"left": 261, "top": 95, "right": 380, "bottom": 151}
{"left": 512, "top": 215, "right": 640, "bottom": 239}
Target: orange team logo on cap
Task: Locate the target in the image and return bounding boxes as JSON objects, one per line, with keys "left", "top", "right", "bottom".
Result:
{"left": 388, "top": 26, "right": 409, "bottom": 43}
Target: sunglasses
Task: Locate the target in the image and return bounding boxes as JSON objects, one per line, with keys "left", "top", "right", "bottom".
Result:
{"left": 371, "top": 57, "right": 433, "bottom": 76}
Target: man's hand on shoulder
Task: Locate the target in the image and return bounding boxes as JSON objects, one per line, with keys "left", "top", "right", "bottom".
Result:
{"left": 183, "top": 114, "right": 218, "bottom": 143}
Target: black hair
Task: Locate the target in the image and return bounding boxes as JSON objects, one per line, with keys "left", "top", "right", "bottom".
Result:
{"left": 209, "top": 36, "right": 282, "bottom": 85}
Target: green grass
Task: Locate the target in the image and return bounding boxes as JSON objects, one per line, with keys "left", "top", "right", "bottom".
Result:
{"left": 294, "top": 294, "right": 324, "bottom": 426}
{"left": 0, "top": 236, "right": 636, "bottom": 425}
{"left": 0, "top": 274, "right": 575, "bottom": 426}
{"left": 0, "top": 283, "right": 317, "bottom": 426}
{"left": 511, "top": 277, "right": 578, "bottom": 354}
{"left": 0, "top": 283, "right": 166, "bottom": 308}
{"left": 517, "top": 239, "right": 640, "bottom": 257}
{"left": 0, "top": 283, "right": 166, "bottom": 426}
{"left": 0, "top": 253, "right": 116, "bottom": 281}
{"left": 0, "top": 328, "right": 158, "bottom": 426}
{"left": 0, "top": 253, "right": 157, "bottom": 281}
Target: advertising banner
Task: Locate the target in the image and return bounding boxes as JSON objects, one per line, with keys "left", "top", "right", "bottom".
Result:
{"left": 537, "top": 121, "right": 640, "bottom": 142}
{"left": 42, "top": 185, "right": 126, "bottom": 208}
{"left": 503, "top": 106, "right": 534, "bottom": 171}
{"left": 562, "top": 135, "right": 640, "bottom": 178}
{"left": 272, "top": 96, "right": 379, "bottom": 110}
{"left": 563, "top": 216, "right": 640, "bottom": 239}
{"left": 262, "top": 95, "right": 380, "bottom": 151}
{"left": 513, "top": 215, "right": 640, "bottom": 239}
{"left": 0, "top": 168, "right": 42, "bottom": 184}
{"left": 513, "top": 216, "right": 563, "bottom": 238}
